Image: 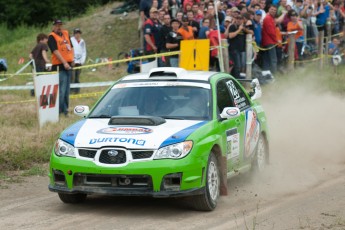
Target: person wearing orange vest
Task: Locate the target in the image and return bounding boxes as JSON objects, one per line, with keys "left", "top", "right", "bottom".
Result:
{"left": 48, "top": 19, "right": 74, "bottom": 117}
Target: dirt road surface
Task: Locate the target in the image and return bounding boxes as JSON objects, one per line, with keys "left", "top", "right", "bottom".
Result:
{"left": 1, "top": 75, "right": 345, "bottom": 230}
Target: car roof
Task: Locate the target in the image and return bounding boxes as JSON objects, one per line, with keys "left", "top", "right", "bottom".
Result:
{"left": 120, "top": 67, "right": 219, "bottom": 82}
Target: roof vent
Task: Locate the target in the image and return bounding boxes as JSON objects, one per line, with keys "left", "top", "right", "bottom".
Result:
{"left": 149, "top": 67, "right": 187, "bottom": 78}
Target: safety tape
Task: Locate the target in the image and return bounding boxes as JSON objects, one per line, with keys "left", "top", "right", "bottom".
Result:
{"left": 0, "top": 81, "right": 114, "bottom": 90}
{"left": 0, "top": 91, "right": 104, "bottom": 105}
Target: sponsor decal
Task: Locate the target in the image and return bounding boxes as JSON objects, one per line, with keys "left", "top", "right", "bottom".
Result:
{"left": 40, "top": 84, "right": 58, "bottom": 109}
{"left": 97, "top": 126, "right": 153, "bottom": 135}
{"left": 74, "top": 106, "right": 85, "bottom": 113}
{"left": 89, "top": 137, "right": 146, "bottom": 146}
{"left": 226, "top": 128, "right": 240, "bottom": 159}
{"left": 244, "top": 109, "right": 260, "bottom": 158}
{"left": 226, "top": 108, "right": 239, "bottom": 116}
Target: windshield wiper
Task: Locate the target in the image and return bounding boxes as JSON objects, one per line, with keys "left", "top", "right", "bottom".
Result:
{"left": 88, "top": 114, "right": 111, "bottom": 118}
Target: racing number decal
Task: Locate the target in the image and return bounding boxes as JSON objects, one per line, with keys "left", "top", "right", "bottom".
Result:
{"left": 244, "top": 109, "right": 260, "bottom": 158}
{"left": 226, "top": 80, "right": 247, "bottom": 110}
{"left": 226, "top": 128, "right": 240, "bottom": 160}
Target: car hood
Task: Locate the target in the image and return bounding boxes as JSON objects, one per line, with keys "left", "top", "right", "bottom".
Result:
{"left": 60, "top": 119, "right": 208, "bottom": 149}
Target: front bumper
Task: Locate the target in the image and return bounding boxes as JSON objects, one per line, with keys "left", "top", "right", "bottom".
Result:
{"left": 49, "top": 151, "right": 208, "bottom": 197}
{"left": 48, "top": 184, "right": 205, "bottom": 198}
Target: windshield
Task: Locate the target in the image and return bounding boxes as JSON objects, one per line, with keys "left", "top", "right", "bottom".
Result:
{"left": 89, "top": 83, "right": 211, "bottom": 120}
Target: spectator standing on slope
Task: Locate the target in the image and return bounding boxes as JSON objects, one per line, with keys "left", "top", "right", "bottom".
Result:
{"left": 70, "top": 28, "right": 87, "bottom": 94}
{"left": 48, "top": 19, "right": 74, "bottom": 117}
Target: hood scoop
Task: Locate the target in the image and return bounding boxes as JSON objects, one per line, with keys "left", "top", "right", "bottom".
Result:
{"left": 108, "top": 116, "right": 166, "bottom": 126}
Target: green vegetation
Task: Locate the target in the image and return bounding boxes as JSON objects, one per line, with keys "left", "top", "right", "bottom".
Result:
{"left": 0, "top": 2, "right": 344, "bottom": 173}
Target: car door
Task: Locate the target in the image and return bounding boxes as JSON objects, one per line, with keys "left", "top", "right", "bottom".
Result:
{"left": 225, "top": 79, "right": 260, "bottom": 166}
{"left": 215, "top": 78, "right": 245, "bottom": 172}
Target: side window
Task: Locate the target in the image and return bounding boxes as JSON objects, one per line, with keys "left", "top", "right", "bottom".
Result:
{"left": 216, "top": 80, "right": 235, "bottom": 113}
{"left": 225, "top": 80, "right": 250, "bottom": 111}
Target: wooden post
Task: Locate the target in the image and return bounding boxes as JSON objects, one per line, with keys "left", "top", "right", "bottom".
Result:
{"left": 325, "top": 18, "right": 332, "bottom": 65}
{"left": 245, "top": 34, "right": 252, "bottom": 79}
{"left": 318, "top": 30, "right": 324, "bottom": 69}
{"left": 221, "top": 39, "right": 229, "bottom": 74}
{"left": 287, "top": 32, "right": 296, "bottom": 71}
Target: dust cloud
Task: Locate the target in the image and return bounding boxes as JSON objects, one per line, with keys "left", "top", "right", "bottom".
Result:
{"left": 251, "top": 74, "right": 345, "bottom": 197}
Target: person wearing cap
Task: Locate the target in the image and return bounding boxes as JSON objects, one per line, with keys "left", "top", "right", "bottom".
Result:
{"left": 166, "top": 18, "right": 183, "bottom": 67}
{"left": 144, "top": 7, "right": 161, "bottom": 60}
{"left": 70, "top": 28, "right": 87, "bottom": 94}
{"left": 178, "top": 14, "right": 194, "bottom": 40}
{"left": 48, "top": 19, "right": 74, "bottom": 116}
{"left": 287, "top": 10, "right": 304, "bottom": 59}
{"left": 253, "top": 10, "right": 263, "bottom": 46}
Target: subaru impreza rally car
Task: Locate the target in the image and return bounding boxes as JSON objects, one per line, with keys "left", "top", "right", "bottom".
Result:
{"left": 49, "top": 67, "right": 269, "bottom": 211}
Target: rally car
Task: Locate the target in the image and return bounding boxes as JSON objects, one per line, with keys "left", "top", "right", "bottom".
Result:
{"left": 49, "top": 67, "right": 269, "bottom": 211}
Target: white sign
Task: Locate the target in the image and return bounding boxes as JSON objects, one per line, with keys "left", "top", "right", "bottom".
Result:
{"left": 34, "top": 74, "right": 59, "bottom": 128}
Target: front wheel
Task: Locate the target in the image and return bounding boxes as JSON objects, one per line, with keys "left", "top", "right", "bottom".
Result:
{"left": 191, "top": 153, "right": 220, "bottom": 211}
{"left": 58, "top": 193, "right": 87, "bottom": 204}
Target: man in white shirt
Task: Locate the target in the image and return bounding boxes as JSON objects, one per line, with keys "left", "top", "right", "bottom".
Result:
{"left": 71, "top": 28, "right": 87, "bottom": 94}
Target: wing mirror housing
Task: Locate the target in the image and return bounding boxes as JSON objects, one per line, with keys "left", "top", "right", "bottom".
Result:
{"left": 220, "top": 107, "right": 241, "bottom": 120}
{"left": 74, "top": 105, "right": 90, "bottom": 117}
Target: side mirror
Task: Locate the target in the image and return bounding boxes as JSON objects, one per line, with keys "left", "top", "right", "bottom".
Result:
{"left": 220, "top": 107, "right": 241, "bottom": 119}
{"left": 250, "top": 78, "right": 262, "bottom": 101}
{"left": 74, "top": 105, "right": 90, "bottom": 117}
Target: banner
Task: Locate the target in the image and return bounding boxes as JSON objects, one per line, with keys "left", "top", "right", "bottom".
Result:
{"left": 34, "top": 74, "right": 59, "bottom": 128}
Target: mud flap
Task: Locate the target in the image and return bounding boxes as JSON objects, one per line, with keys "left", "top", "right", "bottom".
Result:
{"left": 219, "top": 155, "right": 228, "bottom": 196}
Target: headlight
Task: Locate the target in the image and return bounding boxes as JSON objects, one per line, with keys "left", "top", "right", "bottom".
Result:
{"left": 54, "top": 139, "right": 76, "bottom": 157}
{"left": 154, "top": 141, "right": 193, "bottom": 159}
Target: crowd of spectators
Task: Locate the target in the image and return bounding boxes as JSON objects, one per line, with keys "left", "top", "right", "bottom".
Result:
{"left": 139, "top": 0, "right": 345, "bottom": 78}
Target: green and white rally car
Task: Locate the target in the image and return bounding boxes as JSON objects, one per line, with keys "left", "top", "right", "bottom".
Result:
{"left": 49, "top": 67, "right": 269, "bottom": 211}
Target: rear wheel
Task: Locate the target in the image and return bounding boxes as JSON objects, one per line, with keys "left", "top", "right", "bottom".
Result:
{"left": 58, "top": 193, "right": 87, "bottom": 204}
{"left": 252, "top": 134, "right": 268, "bottom": 172}
{"left": 191, "top": 153, "right": 220, "bottom": 211}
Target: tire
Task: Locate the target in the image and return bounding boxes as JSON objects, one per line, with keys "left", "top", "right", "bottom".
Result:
{"left": 191, "top": 153, "right": 220, "bottom": 211}
{"left": 252, "top": 134, "right": 268, "bottom": 172}
{"left": 58, "top": 193, "right": 87, "bottom": 204}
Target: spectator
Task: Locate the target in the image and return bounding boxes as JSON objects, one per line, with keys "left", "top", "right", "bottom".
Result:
{"left": 29, "top": 33, "right": 50, "bottom": 97}
{"left": 287, "top": 10, "right": 304, "bottom": 59}
{"left": 158, "top": 10, "right": 166, "bottom": 24}
{"left": 315, "top": 0, "right": 331, "bottom": 39}
{"left": 140, "top": 0, "right": 153, "bottom": 28}
{"left": 262, "top": 5, "right": 279, "bottom": 74}
{"left": 48, "top": 19, "right": 74, "bottom": 117}
{"left": 159, "top": 13, "right": 172, "bottom": 66}
{"left": 278, "top": 0, "right": 288, "bottom": 16}
{"left": 144, "top": 7, "right": 161, "bottom": 60}
{"left": 209, "top": 25, "right": 226, "bottom": 71}
{"left": 253, "top": 10, "right": 263, "bottom": 46}
{"left": 228, "top": 15, "right": 248, "bottom": 78}
{"left": 70, "top": 28, "right": 87, "bottom": 94}
{"left": 178, "top": 15, "right": 195, "bottom": 40}
{"left": 205, "top": 4, "right": 217, "bottom": 30}
{"left": 199, "top": 18, "right": 211, "bottom": 39}
{"left": 176, "top": 11, "right": 184, "bottom": 22}
{"left": 160, "top": 0, "right": 170, "bottom": 16}
{"left": 30, "top": 33, "right": 50, "bottom": 73}
{"left": 166, "top": 18, "right": 183, "bottom": 67}
{"left": 328, "top": 36, "right": 341, "bottom": 55}
{"left": 187, "top": 10, "right": 200, "bottom": 38}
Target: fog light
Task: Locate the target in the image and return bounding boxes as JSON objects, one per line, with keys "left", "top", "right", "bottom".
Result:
{"left": 53, "top": 169, "right": 66, "bottom": 186}
{"left": 67, "top": 170, "right": 73, "bottom": 175}
{"left": 161, "top": 173, "right": 182, "bottom": 191}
